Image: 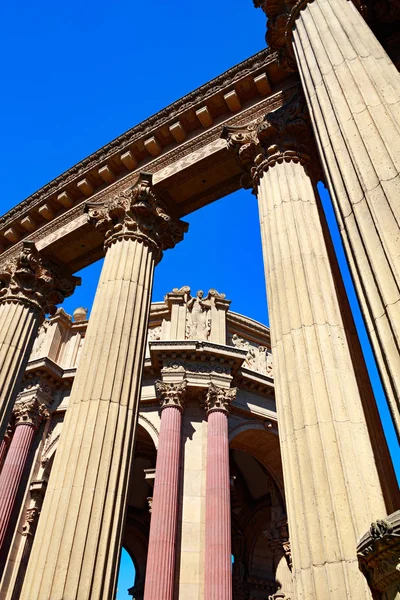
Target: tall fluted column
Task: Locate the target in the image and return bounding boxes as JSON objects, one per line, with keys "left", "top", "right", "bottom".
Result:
{"left": 256, "top": 0, "right": 400, "bottom": 439}
{"left": 223, "top": 97, "right": 393, "bottom": 599}
{"left": 204, "top": 383, "right": 235, "bottom": 600}
{"left": 143, "top": 380, "right": 187, "bottom": 600}
{"left": 0, "top": 397, "right": 48, "bottom": 549}
{"left": 20, "top": 173, "right": 188, "bottom": 600}
{"left": 293, "top": 0, "right": 400, "bottom": 441}
{"left": 0, "top": 242, "right": 79, "bottom": 441}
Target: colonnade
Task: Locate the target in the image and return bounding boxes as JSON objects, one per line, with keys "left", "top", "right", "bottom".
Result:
{"left": 143, "top": 381, "right": 235, "bottom": 600}
{"left": 0, "top": 4, "right": 398, "bottom": 596}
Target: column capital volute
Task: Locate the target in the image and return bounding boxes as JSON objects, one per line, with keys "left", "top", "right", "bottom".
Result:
{"left": 222, "top": 89, "right": 321, "bottom": 187}
{"left": 13, "top": 397, "right": 49, "bottom": 429}
{"left": 253, "top": 0, "right": 311, "bottom": 71}
{"left": 86, "top": 172, "right": 189, "bottom": 264}
{"left": 357, "top": 512, "right": 400, "bottom": 597}
{"left": 0, "top": 241, "right": 81, "bottom": 317}
{"left": 205, "top": 382, "right": 236, "bottom": 416}
{"left": 156, "top": 379, "right": 187, "bottom": 412}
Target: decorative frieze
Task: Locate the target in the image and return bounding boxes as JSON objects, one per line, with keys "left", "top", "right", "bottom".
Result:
{"left": 231, "top": 334, "right": 273, "bottom": 377}
{"left": 87, "top": 172, "right": 188, "bottom": 262}
{"left": 155, "top": 380, "right": 187, "bottom": 412}
{"left": 0, "top": 241, "right": 80, "bottom": 316}
{"left": 205, "top": 382, "right": 236, "bottom": 415}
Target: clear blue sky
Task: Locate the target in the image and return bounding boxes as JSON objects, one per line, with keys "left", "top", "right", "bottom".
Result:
{"left": 1, "top": 1, "right": 398, "bottom": 597}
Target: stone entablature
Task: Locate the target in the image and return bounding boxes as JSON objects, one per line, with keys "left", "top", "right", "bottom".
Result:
{"left": 0, "top": 49, "right": 295, "bottom": 263}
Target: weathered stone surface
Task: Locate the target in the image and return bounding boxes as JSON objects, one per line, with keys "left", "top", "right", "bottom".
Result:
{"left": 292, "top": 0, "right": 400, "bottom": 441}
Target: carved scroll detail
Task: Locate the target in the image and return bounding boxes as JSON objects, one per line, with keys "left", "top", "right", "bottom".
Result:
{"left": 0, "top": 241, "right": 80, "bottom": 316}
{"left": 155, "top": 380, "right": 187, "bottom": 412}
{"left": 205, "top": 382, "right": 236, "bottom": 415}
{"left": 87, "top": 172, "right": 188, "bottom": 263}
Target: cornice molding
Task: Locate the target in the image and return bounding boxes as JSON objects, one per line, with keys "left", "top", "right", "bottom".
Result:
{"left": 0, "top": 49, "right": 274, "bottom": 232}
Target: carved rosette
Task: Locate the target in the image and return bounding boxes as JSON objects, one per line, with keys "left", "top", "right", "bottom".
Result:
{"left": 205, "top": 382, "right": 236, "bottom": 416}
{"left": 222, "top": 89, "right": 320, "bottom": 187}
{"left": 87, "top": 172, "right": 188, "bottom": 263}
{"left": 13, "top": 397, "right": 49, "bottom": 429}
{"left": 155, "top": 380, "right": 187, "bottom": 412}
{"left": 0, "top": 241, "right": 80, "bottom": 316}
{"left": 357, "top": 512, "right": 400, "bottom": 598}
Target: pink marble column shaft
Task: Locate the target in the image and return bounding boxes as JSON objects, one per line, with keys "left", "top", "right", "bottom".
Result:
{"left": 204, "top": 408, "right": 232, "bottom": 600}
{"left": 144, "top": 404, "right": 183, "bottom": 600}
{"left": 0, "top": 423, "right": 35, "bottom": 548}
{"left": 0, "top": 439, "right": 7, "bottom": 468}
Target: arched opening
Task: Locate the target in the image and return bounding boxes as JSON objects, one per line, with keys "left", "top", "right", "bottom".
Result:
{"left": 122, "top": 423, "right": 158, "bottom": 598}
{"left": 229, "top": 428, "right": 292, "bottom": 599}
{"left": 116, "top": 548, "right": 135, "bottom": 600}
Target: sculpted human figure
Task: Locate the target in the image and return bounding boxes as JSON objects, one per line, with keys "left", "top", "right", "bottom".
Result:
{"left": 187, "top": 290, "right": 211, "bottom": 340}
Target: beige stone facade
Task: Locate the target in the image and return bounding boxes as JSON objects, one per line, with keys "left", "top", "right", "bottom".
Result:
{"left": 0, "top": 290, "right": 290, "bottom": 599}
{"left": 0, "top": 3, "right": 399, "bottom": 597}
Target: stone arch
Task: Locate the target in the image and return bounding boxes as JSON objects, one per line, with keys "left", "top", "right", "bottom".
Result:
{"left": 229, "top": 422, "right": 284, "bottom": 496}
{"left": 138, "top": 414, "right": 159, "bottom": 450}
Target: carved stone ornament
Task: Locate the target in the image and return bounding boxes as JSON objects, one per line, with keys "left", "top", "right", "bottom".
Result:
{"left": 87, "top": 172, "right": 188, "bottom": 263}
{"left": 253, "top": 0, "right": 308, "bottom": 71}
{"left": 13, "top": 397, "right": 49, "bottom": 429}
{"left": 205, "top": 382, "right": 237, "bottom": 415}
{"left": 155, "top": 379, "right": 187, "bottom": 412}
{"left": 357, "top": 511, "right": 400, "bottom": 598}
{"left": 264, "top": 517, "right": 292, "bottom": 571}
{"left": 222, "top": 89, "right": 320, "bottom": 187}
{"left": 22, "top": 506, "right": 40, "bottom": 537}
{"left": 186, "top": 290, "right": 211, "bottom": 340}
{"left": 0, "top": 241, "right": 80, "bottom": 316}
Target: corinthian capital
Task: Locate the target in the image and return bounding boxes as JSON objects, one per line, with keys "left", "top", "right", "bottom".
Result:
{"left": 0, "top": 241, "right": 80, "bottom": 316}
{"left": 87, "top": 172, "right": 188, "bottom": 263}
{"left": 13, "top": 397, "right": 49, "bottom": 429}
{"left": 222, "top": 89, "right": 319, "bottom": 185}
{"left": 156, "top": 380, "right": 187, "bottom": 412}
{"left": 254, "top": 0, "right": 307, "bottom": 71}
{"left": 205, "top": 383, "right": 236, "bottom": 416}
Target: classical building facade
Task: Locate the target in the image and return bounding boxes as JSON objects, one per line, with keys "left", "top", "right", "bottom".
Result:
{"left": 0, "top": 1, "right": 399, "bottom": 598}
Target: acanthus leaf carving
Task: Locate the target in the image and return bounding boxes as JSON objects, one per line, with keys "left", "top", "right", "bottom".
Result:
{"left": 87, "top": 172, "right": 188, "bottom": 263}
{"left": 155, "top": 379, "right": 187, "bottom": 412}
{"left": 13, "top": 397, "right": 49, "bottom": 429}
{"left": 357, "top": 513, "right": 400, "bottom": 595}
{"left": 0, "top": 241, "right": 80, "bottom": 316}
{"left": 205, "top": 382, "right": 236, "bottom": 415}
{"left": 222, "top": 88, "right": 321, "bottom": 187}
{"left": 254, "top": 0, "right": 307, "bottom": 72}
